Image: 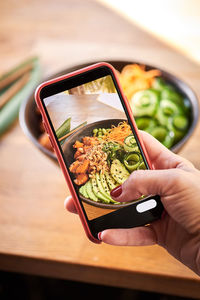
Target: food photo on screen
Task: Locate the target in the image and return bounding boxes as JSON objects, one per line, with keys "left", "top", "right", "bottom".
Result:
{"left": 43, "top": 75, "right": 147, "bottom": 220}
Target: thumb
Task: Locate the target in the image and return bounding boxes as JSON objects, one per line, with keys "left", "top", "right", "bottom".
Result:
{"left": 110, "top": 169, "right": 177, "bottom": 202}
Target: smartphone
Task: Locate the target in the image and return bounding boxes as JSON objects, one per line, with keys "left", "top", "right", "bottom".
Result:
{"left": 35, "top": 62, "right": 163, "bottom": 243}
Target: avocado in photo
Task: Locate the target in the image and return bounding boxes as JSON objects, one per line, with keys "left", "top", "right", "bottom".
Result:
{"left": 85, "top": 180, "right": 98, "bottom": 202}
{"left": 91, "top": 177, "right": 110, "bottom": 203}
{"left": 110, "top": 159, "right": 130, "bottom": 184}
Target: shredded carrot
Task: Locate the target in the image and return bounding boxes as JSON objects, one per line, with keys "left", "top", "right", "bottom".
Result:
{"left": 119, "top": 64, "right": 161, "bottom": 101}
{"left": 102, "top": 121, "right": 132, "bottom": 143}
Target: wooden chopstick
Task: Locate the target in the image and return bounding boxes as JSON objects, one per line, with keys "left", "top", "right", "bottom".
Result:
{"left": 0, "top": 62, "right": 33, "bottom": 91}
{"left": 58, "top": 123, "right": 86, "bottom": 142}
{"left": 0, "top": 72, "right": 30, "bottom": 109}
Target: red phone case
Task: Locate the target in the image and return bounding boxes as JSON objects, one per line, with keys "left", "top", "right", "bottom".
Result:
{"left": 35, "top": 62, "right": 152, "bottom": 244}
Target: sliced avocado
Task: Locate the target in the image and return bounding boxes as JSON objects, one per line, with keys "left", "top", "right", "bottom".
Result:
{"left": 79, "top": 185, "right": 84, "bottom": 194}
{"left": 86, "top": 180, "right": 98, "bottom": 202}
{"left": 104, "top": 171, "right": 118, "bottom": 190}
{"left": 80, "top": 183, "right": 89, "bottom": 198}
{"left": 96, "top": 173, "right": 113, "bottom": 202}
{"left": 91, "top": 177, "right": 110, "bottom": 203}
{"left": 100, "top": 172, "right": 120, "bottom": 204}
{"left": 156, "top": 99, "right": 181, "bottom": 127}
{"left": 110, "top": 159, "right": 130, "bottom": 184}
{"left": 100, "top": 171, "right": 111, "bottom": 195}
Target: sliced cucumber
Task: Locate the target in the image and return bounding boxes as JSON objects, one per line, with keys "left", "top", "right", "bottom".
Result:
{"left": 156, "top": 99, "right": 180, "bottom": 126}
{"left": 172, "top": 115, "right": 189, "bottom": 131}
{"left": 161, "top": 87, "right": 183, "bottom": 105}
{"left": 130, "top": 89, "right": 159, "bottom": 117}
{"left": 135, "top": 117, "right": 157, "bottom": 132}
{"left": 149, "top": 126, "right": 174, "bottom": 148}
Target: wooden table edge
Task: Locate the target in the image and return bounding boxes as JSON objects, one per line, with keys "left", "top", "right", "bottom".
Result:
{"left": 0, "top": 253, "right": 199, "bottom": 299}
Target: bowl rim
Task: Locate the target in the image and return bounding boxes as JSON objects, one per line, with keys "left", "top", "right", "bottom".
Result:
{"left": 19, "top": 59, "right": 199, "bottom": 160}
{"left": 19, "top": 93, "right": 56, "bottom": 160}
{"left": 80, "top": 193, "right": 143, "bottom": 209}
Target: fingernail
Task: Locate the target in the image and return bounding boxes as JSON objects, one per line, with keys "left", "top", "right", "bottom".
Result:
{"left": 110, "top": 185, "right": 122, "bottom": 198}
{"left": 98, "top": 232, "right": 102, "bottom": 241}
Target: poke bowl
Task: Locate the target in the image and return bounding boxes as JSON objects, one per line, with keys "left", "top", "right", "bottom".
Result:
{"left": 19, "top": 60, "right": 199, "bottom": 163}
{"left": 63, "top": 119, "right": 149, "bottom": 209}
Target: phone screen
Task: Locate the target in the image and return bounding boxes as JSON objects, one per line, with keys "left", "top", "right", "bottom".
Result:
{"left": 40, "top": 66, "right": 162, "bottom": 236}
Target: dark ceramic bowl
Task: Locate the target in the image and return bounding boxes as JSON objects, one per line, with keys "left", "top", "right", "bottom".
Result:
{"left": 62, "top": 118, "right": 137, "bottom": 209}
{"left": 19, "top": 60, "right": 199, "bottom": 163}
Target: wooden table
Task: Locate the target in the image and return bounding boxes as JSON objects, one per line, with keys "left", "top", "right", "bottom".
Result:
{"left": 0, "top": 0, "right": 200, "bottom": 298}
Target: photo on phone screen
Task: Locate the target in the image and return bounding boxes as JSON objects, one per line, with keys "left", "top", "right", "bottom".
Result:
{"left": 42, "top": 72, "right": 151, "bottom": 222}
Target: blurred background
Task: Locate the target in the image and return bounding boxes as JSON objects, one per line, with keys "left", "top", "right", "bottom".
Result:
{"left": 100, "top": 0, "right": 200, "bottom": 63}
{"left": 0, "top": 0, "right": 200, "bottom": 299}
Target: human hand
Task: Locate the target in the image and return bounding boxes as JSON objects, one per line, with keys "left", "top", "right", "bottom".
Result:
{"left": 64, "top": 131, "right": 200, "bottom": 276}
